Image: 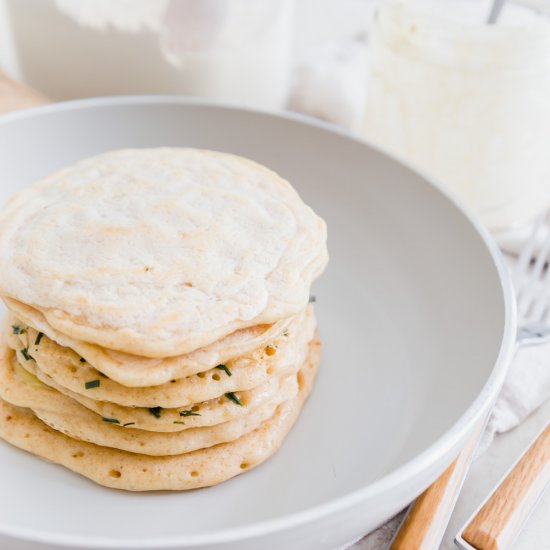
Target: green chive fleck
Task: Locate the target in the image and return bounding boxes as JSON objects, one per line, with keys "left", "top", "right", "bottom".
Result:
{"left": 21, "top": 347, "right": 33, "bottom": 361}
{"left": 149, "top": 407, "right": 162, "bottom": 418}
{"left": 226, "top": 392, "right": 242, "bottom": 406}
{"left": 102, "top": 417, "right": 120, "bottom": 424}
{"left": 79, "top": 357, "right": 86, "bottom": 363}
{"left": 12, "top": 325, "right": 25, "bottom": 335}
{"left": 122, "top": 422, "right": 135, "bottom": 427}
{"left": 85, "top": 380, "right": 100, "bottom": 389}
{"left": 216, "top": 364, "right": 232, "bottom": 377}
{"left": 283, "top": 329, "right": 289, "bottom": 337}
{"left": 34, "top": 332, "right": 44, "bottom": 346}
{"left": 179, "top": 409, "right": 201, "bottom": 417}
{"left": 308, "top": 296, "right": 316, "bottom": 303}
{"left": 173, "top": 421, "right": 186, "bottom": 425}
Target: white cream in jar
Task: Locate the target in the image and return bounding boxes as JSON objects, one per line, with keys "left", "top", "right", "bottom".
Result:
{"left": 363, "top": 0, "right": 550, "bottom": 231}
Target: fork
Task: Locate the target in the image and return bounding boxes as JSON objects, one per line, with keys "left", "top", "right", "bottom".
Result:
{"left": 455, "top": 212, "right": 550, "bottom": 550}
{"left": 514, "top": 213, "right": 550, "bottom": 345}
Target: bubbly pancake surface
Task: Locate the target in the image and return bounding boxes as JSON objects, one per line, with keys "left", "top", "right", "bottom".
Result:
{"left": 5, "top": 297, "right": 294, "bottom": 387}
{"left": 0, "top": 339, "right": 321, "bottom": 491}
{"left": 1, "top": 342, "right": 305, "bottom": 433}
{"left": 0, "top": 344, "right": 301, "bottom": 456}
{"left": 6, "top": 306, "right": 315, "bottom": 408}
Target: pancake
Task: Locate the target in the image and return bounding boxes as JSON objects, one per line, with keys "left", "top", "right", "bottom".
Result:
{"left": 34, "top": 398, "right": 281, "bottom": 456}
{"left": 5, "top": 297, "right": 294, "bottom": 387}
{"left": 0, "top": 148, "right": 328, "bottom": 357}
{"left": 0, "top": 343, "right": 302, "bottom": 433}
{"left": 0, "top": 339, "right": 321, "bottom": 490}
{"left": 33, "top": 377, "right": 297, "bottom": 456}
{"left": 6, "top": 306, "right": 314, "bottom": 408}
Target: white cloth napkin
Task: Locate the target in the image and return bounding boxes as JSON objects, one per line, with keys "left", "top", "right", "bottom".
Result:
{"left": 480, "top": 338, "right": 550, "bottom": 453}
{"left": 290, "top": 4, "right": 550, "bottom": 545}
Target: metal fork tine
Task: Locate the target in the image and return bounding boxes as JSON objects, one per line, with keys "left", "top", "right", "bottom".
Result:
{"left": 540, "top": 239, "right": 550, "bottom": 287}
{"left": 530, "top": 226, "right": 550, "bottom": 281}
{"left": 513, "top": 208, "right": 550, "bottom": 343}
{"left": 515, "top": 213, "right": 546, "bottom": 281}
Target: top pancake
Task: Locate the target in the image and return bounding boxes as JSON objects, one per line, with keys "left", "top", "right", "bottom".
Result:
{"left": 0, "top": 148, "right": 328, "bottom": 357}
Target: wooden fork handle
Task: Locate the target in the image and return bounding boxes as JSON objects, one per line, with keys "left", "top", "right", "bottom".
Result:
{"left": 0, "top": 70, "right": 49, "bottom": 114}
{"left": 390, "top": 419, "right": 484, "bottom": 550}
{"left": 461, "top": 422, "right": 550, "bottom": 550}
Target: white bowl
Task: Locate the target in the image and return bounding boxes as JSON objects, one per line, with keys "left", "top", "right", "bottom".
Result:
{"left": 0, "top": 98, "right": 516, "bottom": 550}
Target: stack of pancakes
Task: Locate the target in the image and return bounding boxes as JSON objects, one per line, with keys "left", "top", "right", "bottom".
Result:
{"left": 0, "top": 148, "right": 328, "bottom": 491}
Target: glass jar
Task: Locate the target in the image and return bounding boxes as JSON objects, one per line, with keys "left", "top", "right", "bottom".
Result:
{"left": 363, "top": 0, "right": 550, "bottom": 231}
{"left": 1, "top": 0, "right": 294, "bottom": 109}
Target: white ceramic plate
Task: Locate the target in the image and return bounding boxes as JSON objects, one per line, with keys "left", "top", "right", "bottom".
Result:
{"left": 0, "top": 98, "right": 515, "bottom": 550}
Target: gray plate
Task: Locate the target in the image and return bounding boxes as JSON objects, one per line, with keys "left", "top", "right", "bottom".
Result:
{"left": 0, "top": 97, "right": 516, "bottom": 550}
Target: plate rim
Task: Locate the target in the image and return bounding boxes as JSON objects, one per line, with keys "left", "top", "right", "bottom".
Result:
{"left": 0, "top": 95, "right": 518, "bottom": 548}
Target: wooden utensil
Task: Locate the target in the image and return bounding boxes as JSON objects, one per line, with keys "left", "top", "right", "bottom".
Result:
{"left": 0, "top": 70, "right": 48, "bottom": 113}
{"left": 390, "top": 419, "right": 485, "bottom": 550}
{"left": 457, "top": 423, "right": 550, "bottom": 550}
